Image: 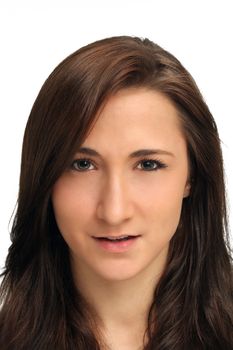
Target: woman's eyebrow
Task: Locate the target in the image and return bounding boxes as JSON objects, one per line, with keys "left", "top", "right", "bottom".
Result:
{"left": 76, "top": 147, "right": 175, "bottom": 158}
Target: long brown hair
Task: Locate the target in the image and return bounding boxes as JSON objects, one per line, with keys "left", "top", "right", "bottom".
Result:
{"left": 0, "top": 35, "right": 232, "bottom": 349}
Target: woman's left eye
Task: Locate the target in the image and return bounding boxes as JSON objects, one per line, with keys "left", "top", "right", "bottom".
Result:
{"left": 137, "top": 159, "right": 167, "bottom": 171}
{"left": 70, "top": 158, "right": 167, "bottom": 172}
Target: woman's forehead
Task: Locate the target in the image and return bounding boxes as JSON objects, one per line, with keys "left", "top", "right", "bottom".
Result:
{"left": 79, "top": 88, "right": 186, "bottom": 156}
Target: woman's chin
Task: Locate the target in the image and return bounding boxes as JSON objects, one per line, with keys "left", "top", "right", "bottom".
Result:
{"left": 92, "top": 262, "right": 145, "bottom": 283}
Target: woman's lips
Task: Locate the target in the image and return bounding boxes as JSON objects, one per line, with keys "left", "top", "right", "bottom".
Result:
{"left": 92, "top": 235, "right": 141, "bottom": 253}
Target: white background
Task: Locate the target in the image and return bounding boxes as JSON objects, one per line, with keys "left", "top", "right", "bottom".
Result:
{"left": 0, "top": 0, "right": 232, "bottom": 273}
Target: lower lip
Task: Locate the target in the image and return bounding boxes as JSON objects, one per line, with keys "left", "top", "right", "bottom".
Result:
{"left": 92, "top": 236, "right": 140, "bottom": 253}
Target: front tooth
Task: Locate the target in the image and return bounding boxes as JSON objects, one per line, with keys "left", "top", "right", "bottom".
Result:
{"left": 108, "top": 236, "right": 128, "bottom": 240}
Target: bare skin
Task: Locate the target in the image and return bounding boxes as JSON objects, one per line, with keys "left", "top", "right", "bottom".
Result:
{"left": 52, "top": 88, "right": 190, "bottom": 349}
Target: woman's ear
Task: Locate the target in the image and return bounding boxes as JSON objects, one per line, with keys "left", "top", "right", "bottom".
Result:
{"left": 183, "top": 181, "right": 191, "bottom": 198}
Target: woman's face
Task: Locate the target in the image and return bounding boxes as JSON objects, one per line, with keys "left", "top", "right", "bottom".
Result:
{"left": 52, "top": 88, "right": 190, "bottom": 282}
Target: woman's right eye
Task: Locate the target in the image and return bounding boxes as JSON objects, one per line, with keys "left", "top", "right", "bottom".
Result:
{"left": 71, "top": 158, "right": 95, "bottom": 171}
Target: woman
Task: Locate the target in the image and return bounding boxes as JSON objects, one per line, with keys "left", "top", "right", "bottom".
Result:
{"left": 0, "top": 35, "right": 232, "bottom": 349}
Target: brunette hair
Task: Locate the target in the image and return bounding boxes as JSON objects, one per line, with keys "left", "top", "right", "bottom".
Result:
{"left": 0, "top": 35, "right": 232, "bottom": 349}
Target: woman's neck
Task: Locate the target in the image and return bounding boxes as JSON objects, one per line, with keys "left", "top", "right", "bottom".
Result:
{"left": 71, "top": 254, "right": 165, "bottom": 348}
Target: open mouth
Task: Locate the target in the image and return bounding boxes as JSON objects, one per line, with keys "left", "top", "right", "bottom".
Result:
{"left": 92, "top": 235, "right": 141, "bottom": 252}
{"left": 94, "top": 235, "right": 140, "bottom": 242}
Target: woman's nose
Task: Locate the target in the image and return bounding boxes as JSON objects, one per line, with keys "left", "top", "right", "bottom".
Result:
{"left": 96, "top": 174, "right": 134, "bottom": 226}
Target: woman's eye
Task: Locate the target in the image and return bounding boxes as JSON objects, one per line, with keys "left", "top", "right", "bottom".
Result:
{"left": 137, "top": 159, "right": 166, "bottom": 171}
{"left": 71, "top": 159, "right": 95, "bottom": 171}
{"left": 70, "top": 158, "right": 167, "bottom": 172}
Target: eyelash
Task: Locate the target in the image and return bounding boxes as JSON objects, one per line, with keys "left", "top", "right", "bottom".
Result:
{"left": 70, "top": 158, "right": 167, "bottom": 172}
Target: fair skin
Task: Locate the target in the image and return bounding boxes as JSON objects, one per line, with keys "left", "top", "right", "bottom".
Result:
{"left": 52, "top": 88, "right": 190, "bottom": 349}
